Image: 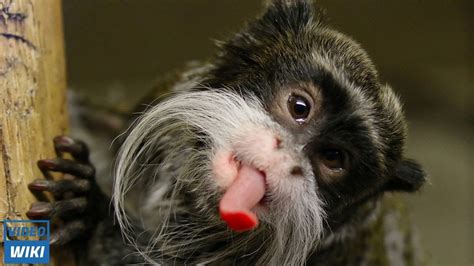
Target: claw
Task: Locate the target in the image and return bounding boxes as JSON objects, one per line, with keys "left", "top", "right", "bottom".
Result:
{"left": 54, "top": 136, "right": 90, "bottom": 163}
{"left": 28, "top": 179, "right": 50, "bottom": 191}
{"left": 27, "top": 202, "right": 53, "bottom": 219}
{"left": 53, "top": 135, "right": 75, "bottom": 146}
{"left": 28, "top": 179, "right": 91, "bottom": 194}
{"left": 37, "top": 159, "right": 57, "bottom": 170}
{"left": 28, "top": 180, "right": 50, "bottom": 202}
{"left": 37, "top": 160, "right": 55, "bottom": 179}
{"left": 37, "top": 158, "right": 95, "bottom": 179}
{"left": 26, "top": 197, "right": 88, "bottom": 220}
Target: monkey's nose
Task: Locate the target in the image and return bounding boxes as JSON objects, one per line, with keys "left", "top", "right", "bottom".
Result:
{"left": 274, "top": 136, "right": 282, "bottom": 149}
{"left": 290, "top": 166, "right": 304, "bottom": 177}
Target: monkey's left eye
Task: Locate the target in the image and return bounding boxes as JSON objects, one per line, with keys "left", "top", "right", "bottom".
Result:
{"left": 287, "top": 94, "right": 311, "bottom": 123}
{"left": 320, "top": 149, "right": 345, "bottom": 172}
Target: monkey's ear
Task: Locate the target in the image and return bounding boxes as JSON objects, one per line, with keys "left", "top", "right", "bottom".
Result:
{"left": 384, "top": 159, "right": 426, "bottom": 192}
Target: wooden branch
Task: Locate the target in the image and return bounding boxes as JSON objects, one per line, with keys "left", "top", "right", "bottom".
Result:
{"left": 0, "top": 0, "right": 73, "bottom": 264}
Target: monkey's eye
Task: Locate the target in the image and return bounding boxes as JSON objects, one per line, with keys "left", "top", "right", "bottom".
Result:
{"left": 287, "top": 94, "right": 311, "bottom": 123}
{"left": 320, "top": 149, "right": 345, "bottom": 172}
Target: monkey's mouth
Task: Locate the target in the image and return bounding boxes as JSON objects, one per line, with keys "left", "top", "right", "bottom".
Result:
{"left": 212, "top": 126, "right": 296, "bottom": 232}
{"left": 216, "top": 154, "right": 269, "bottom": 232}
{"left": 234, "top": 157, "right": 271, "bottom": 205}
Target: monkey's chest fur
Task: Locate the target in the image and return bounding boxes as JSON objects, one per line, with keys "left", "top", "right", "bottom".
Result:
{"left": 81, "top": 177, "right": 421, "bottom": 265}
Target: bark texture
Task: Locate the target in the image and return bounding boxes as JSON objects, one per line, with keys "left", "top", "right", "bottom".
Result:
{"left": 0, "top": 0, "right": 71, "bottom": 264}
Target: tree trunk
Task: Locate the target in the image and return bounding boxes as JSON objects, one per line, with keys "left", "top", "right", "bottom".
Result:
{"left": 0, "top": 0, "right": 73, "bottom": 264}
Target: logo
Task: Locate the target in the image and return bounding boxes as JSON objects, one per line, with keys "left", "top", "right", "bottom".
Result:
{"left": 2, "top": 220, "right": 50, "bottom": 264}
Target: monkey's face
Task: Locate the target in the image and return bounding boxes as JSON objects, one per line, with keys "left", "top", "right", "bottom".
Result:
{"left": 205, "top": 0, "right": 426, "bottom": 229}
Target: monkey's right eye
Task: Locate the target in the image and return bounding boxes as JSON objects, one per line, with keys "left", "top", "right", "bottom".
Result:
{"left": 287, "top": 94, "right": 312, "bottom": 123}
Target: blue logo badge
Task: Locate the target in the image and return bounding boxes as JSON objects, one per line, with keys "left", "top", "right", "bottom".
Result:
{"left": 2, "top": 220, "right": 50, "bottom": 264}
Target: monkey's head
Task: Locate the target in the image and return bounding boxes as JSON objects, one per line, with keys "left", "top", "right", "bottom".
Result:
{"left": 114, "top": 0, "right": 425, "bottom": 264}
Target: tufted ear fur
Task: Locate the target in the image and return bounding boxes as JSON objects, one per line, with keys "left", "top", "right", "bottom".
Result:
{"left": 268, "top": 0, "right": 312, "bottom": 4}
{"left": 264, "top": 0, "right": 314, "bottom": 11}
{"left": 259, "top": 0, "right": 317, "bottom": 35}
{"left": 384, "top": 159, "right": 426, "bottom": 192}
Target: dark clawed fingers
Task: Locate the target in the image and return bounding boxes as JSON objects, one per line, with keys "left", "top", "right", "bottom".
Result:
{"left": 50, "top": 220, "right": 87, "bottom": 246}
{"left": 37, "top": 158, "right": 95, "bottom": 180}
{"left": 27, "top": 136, "right": 101, "bottom": 247}
{"left": 28, "top": 179, "right": 91, "bottom": 196}
{"left": 26, "top": 197, "right": 88, "bottom": 220}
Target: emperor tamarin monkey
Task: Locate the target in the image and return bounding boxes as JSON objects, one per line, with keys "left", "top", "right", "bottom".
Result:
{"left": 27, "top": 0, "right": 426, "bottom": 265}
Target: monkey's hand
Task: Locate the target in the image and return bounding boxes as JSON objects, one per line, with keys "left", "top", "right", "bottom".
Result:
{"left": 26, "top": 136, "right": 108, "bottom": 246}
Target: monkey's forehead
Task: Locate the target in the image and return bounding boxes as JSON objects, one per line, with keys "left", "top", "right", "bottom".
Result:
{"left": 208, "top": 5, "right": 379, "bottom": 98}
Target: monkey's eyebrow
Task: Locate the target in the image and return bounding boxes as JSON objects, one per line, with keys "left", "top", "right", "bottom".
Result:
{"left": 310, "top": 72, "right": 352, "bottom": 113}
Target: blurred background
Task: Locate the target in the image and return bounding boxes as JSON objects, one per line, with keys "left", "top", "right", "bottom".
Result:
{"left": 62, "top": 0, "right": 472, "bottom": 264}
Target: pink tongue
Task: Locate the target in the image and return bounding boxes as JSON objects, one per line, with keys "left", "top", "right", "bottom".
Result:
{"left": 219, "top": 164, "right": 266, "bottom": 232}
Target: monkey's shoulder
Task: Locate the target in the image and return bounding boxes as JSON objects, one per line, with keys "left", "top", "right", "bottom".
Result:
{"left": 363, "top": 196, "right": 424, "bottom": 266}
{"left": 311, "top": 196, "right": 424, "bottom": 266}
